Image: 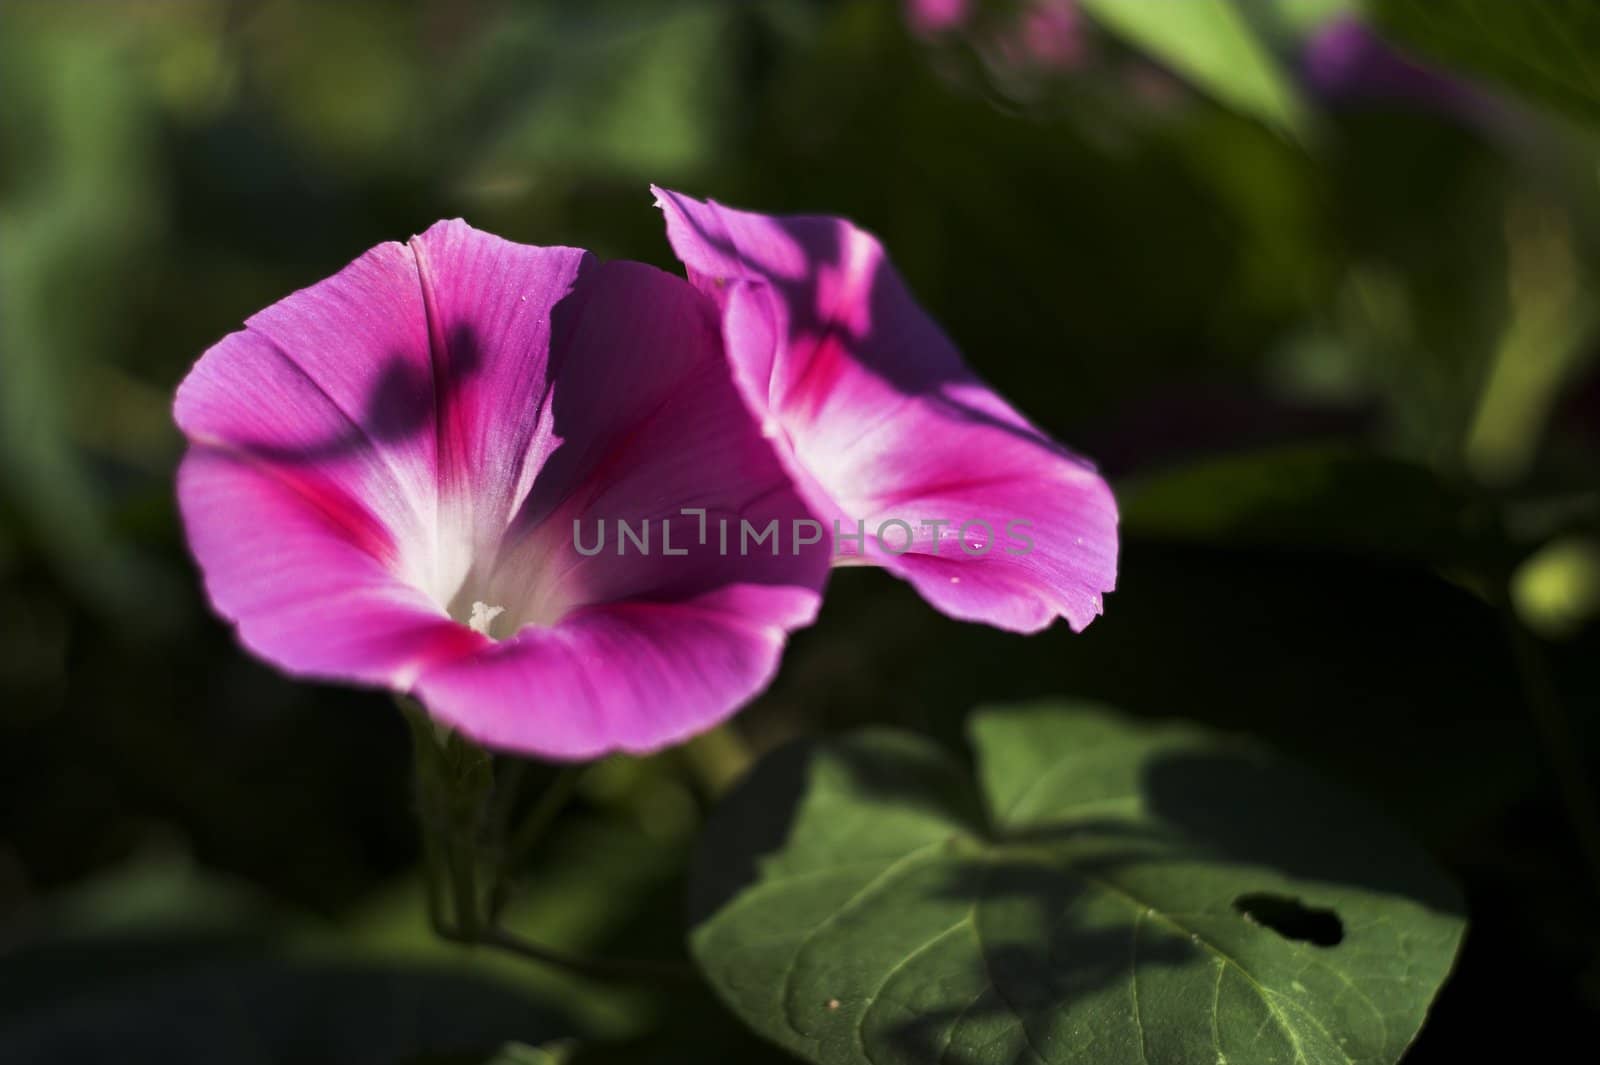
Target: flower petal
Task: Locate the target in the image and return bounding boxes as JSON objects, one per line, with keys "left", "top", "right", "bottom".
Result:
{"left": 415, "top": 585, "right": 817, "bottom": 759}
{"left": 403, "top": 221, "right": 594, "bottom": 584}
{"left": 177, "top": 448, "right": 485, "bottom": 689}
{"left": 654, "top": 187, "right": 1117, "bottom": 632}
{"left": 416, "top": 259, "right": 829, "bottom": 756}
{"left": 484, "top": 260, "right": 827, "bottom": 618}
{"left": 174, "top": 239, "right": 442, "bottom": 591}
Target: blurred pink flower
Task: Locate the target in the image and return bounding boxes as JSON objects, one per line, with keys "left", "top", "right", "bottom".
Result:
{"left": 908, "top": 0, "right": 1115, "bottom": 109}
{"left": 904, "top": 0, "right": 972, "bottom": 37}
{"left": 655, "top": 188, "right": 1118, "bottom": 634}
{"left": 1010, "top": 0, "right": 1087, "bottom": 71}
{"left": 1303, "top": 15, "right": 1500, "bottom": 126}
{"left": 175, "top": 220, "right": 827, "bottom": 759}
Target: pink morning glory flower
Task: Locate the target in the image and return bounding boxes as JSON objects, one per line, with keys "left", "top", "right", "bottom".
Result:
{"left": 654, "top": 188, "right": 1118, "bottom": 634}
{"left": 174, "top": 220, "right": 827, "bottom": 759}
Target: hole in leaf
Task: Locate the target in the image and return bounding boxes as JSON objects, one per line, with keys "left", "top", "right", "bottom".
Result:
{"left": 1232, "top": 893, "right": 1344, "bottom": 946}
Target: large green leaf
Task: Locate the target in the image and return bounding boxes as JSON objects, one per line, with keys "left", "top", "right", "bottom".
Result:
{"left": 1372, "top": 0, "right": 1600, "bottom": 125}
{"left": 1079, "top": 0, "right": 1308, "bottom": 136}
{"left": 690, "top": 703, "right": 1464, "bottom": 1065}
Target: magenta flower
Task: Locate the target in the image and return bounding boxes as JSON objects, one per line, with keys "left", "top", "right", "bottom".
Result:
{"left": 175, "top": 221, "right": 827, "bottom": 759}
{"left": 654, "top": 188, "right": 1118, "bottom": 633}
{"left": 1302, "top": 16, "right": 1500, "bottom": 128}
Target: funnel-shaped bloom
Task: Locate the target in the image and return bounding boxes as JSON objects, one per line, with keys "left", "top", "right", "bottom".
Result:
{"left": 654, "top": 188, "right": 1117, "bottom": 633}
{"left": 175, "top": 221, "right": 826, "bottom": 759}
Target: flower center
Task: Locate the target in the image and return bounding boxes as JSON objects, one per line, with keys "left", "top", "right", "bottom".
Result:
{"left": 467, "top": 601, "right": 505, "bottom": 638}
{"left": 434, "top": 527, "right": 573, "bottom": 639}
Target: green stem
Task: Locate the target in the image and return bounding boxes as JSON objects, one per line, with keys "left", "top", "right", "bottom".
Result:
{"left": 488, "top": 757, "right": 528, "bottom": 851}
{"left": 400, "top": 697, "right": 688, "bottom": 985}
{"left": 418, "top": 805, "right": 449, "bottom": 936}
{"left": 448, "top": 833, "right": 482, "bottom": 939}
{"left": 491, "top": 766, "right": 582, "bottom": 920}
{"left": 404, "top": 701, "right": 452, "bottom": 934}
{"left": 435, "top": 923, "right": 696, "bottom": 984}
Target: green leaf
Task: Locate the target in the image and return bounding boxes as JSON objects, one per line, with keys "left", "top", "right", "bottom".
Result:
{"left": 1372, "top": 0, "right": 1600, "bottom": 125}
{"left": 1079, "top": 0, "right": 1309, "bottom": 136}
{"left": 690, "top": 702, "right": 1464, "bottom": 1065}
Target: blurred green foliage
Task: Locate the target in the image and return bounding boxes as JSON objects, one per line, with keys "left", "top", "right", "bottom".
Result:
{"left": 1376, "top": 0, "right": 1600, "bottom": 126}
{"left": 2, "top": 0, "right": 1599, "bottom": 1061}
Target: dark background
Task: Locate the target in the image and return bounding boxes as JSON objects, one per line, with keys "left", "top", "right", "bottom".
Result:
{"left": 2, "top": 0, "right": 1598, "bottom": 1061}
